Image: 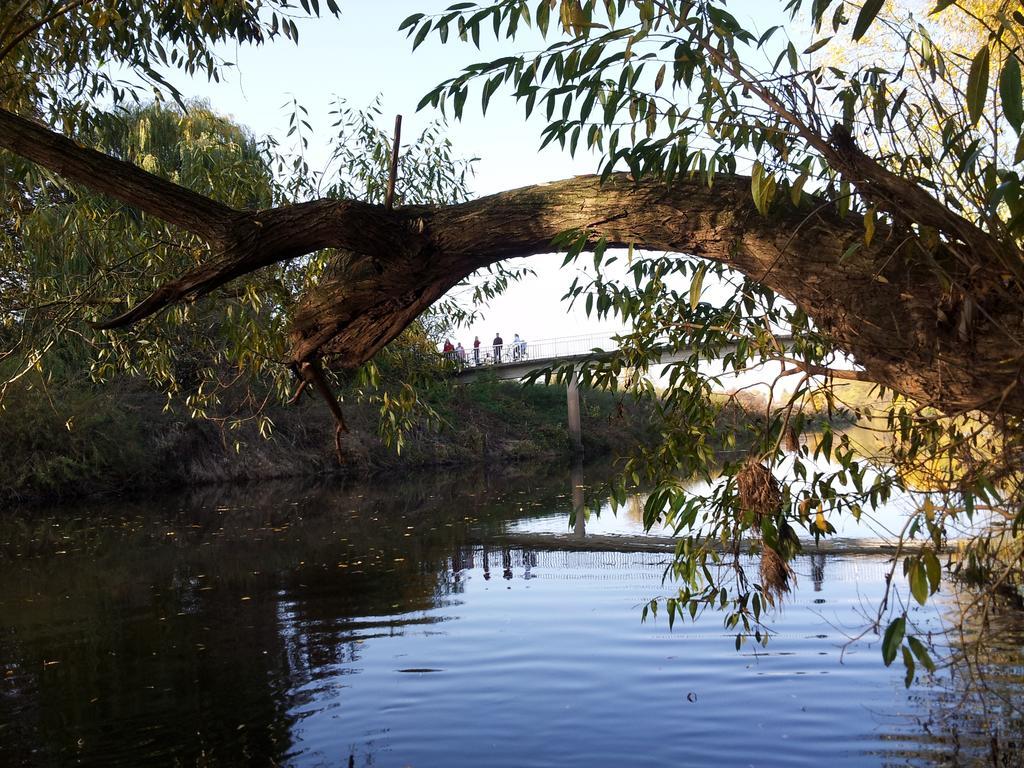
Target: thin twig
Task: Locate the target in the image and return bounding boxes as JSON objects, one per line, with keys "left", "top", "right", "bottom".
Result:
{"left": 778, "top": 358, "right": 874, "bottom": 382}
{"left": 286, "top": 379, "right": 308, "bottom": 406}
{"left": 0, "top": 0, "right": 89, "bottom": 62}
{"left": 300, "top": 359, "right": 349, "bottom": 463}
{"left": 0, "top": 0, "right": 35, "bottom": 52}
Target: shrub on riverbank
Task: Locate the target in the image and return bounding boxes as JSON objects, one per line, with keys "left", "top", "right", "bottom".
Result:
{"left": 0, "top": 375, "right": 662, "bottom": 504}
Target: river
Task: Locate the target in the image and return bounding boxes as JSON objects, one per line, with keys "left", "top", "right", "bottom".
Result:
{"left": 0, "top": 462, "right": 1021, "bottom": 766}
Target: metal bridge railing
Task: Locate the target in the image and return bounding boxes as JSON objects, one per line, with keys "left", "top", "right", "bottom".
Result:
{"left": 441, "top": 330, "right": 798, "bottom": 372}
{"left": 443, "top": 332, "right": 619, "bottom": 368}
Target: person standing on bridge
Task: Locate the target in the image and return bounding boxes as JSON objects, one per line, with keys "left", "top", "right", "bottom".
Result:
{"left": 492, "top": 333, "right": 503, "bottom": 363}
{"left": 512, "top": 333, "right": 522, "bottom": 361}
{"left": 456, "top": 342, "right": 466, "bottom": 365}
{"left": 473, "top": 336, "right": 481, "bottom": 365}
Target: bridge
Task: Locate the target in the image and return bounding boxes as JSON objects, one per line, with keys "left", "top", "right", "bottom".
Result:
{"left": 444, "top": 331, "right": 795, "bottom": 455}
{"left": 452, "top": 333, "right": 624, "bottom": 383}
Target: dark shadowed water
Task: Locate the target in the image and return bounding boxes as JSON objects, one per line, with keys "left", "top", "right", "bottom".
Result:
{"left": 1, "top": 463, "right": 1021, "bottom": 766}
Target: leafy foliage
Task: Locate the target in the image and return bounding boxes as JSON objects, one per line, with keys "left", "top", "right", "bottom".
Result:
{"left": 0, "top": 0, "right": 334, "bottom": 126}
{"left": 401, "top": 0, "right": 1024, "bottom": 682}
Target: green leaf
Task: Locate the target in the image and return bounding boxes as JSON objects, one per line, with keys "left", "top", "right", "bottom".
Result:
{"left": 852, "top": 0, "right": 884, "bottom": 41}
{"left": 481, "top": 75, "right": 501, "bottom": 114}
{"left": 416, "top": 88, "right": 440, "bottom": 112}
{"left": 1000, "top": 56, "right": 1023, "bottom": 133}
{"left": 882, "top": 616, "right": 906, "bottom": 666}
{"left": 581, "top": 42, "right": 605, "bottom": 73}
{"left": 803, "top": 37, "right": 833, "bottom": 55}
{"left": 901, "top": 645, "right": 915, "bottom": 687}
{"left": 412, "top": 21, "right": 431, "bottom": 50}
{"left": 593, "top": 236, "right": 608, "bottom": 270}
{"left": 453, "top": 86, "right": 468, "bottom": 118}
{"left": 537, "top": 0, "right": 550, "bottom": 36}
{"left": 907, "top": 636, "right": 936, "bottom": 672}
{"left": 909, "top": 560, "right": 928, "bottom": 606}
{"left": 923, "top": 549, "right": 942, "bottom": 594}
{"left": 966, "top": 46, "right": 990, "bottom": 127}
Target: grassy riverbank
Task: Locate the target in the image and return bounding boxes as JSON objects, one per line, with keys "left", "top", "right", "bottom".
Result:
{"left": 1, "top": 375, "right": 666, "bottom": 504}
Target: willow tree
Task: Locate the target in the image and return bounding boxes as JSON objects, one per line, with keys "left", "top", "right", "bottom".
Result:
{"left": 1, "top": 0, "right": 1022, "bottom": 679}
{"left": 1, "top": 0, "right": 474, "bottom": 443}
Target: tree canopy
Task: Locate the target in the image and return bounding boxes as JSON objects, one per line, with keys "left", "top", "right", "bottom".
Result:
{"left": 1, "top": 0, "right": 1023, "bottom": 683}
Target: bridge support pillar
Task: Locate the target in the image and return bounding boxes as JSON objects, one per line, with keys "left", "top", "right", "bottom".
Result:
{"left": 567, "top": 367, "right": 583, "bottom": 455}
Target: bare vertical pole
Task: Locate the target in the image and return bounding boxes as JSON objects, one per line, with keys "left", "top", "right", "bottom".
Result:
{"left": 384, "top": 114, "right": 402, "bottom": 210}
{"left": 567, "top": 366, "right": 583, "bottom": 456}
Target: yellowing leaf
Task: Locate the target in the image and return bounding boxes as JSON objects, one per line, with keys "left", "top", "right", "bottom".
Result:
{"left": 689, "top": 263, "right": 707, "bottom": 310}
{"left": 922, "top": 497, "right": 935, "bottom": 520}
{"left": 751, "top": 161, "right": 775, "bottom": 215}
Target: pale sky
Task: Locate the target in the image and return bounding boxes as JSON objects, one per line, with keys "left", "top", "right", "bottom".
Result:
{"left": 180, "top": 0, "right": 794, "bottom": 353}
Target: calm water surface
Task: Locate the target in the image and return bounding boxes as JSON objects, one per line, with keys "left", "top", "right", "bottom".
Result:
{"left": 1, "top": 464, "right": 1021, "bottom": 766}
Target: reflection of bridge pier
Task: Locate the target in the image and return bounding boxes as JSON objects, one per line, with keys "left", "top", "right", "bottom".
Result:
{"left": 567, "top": 368, "right": 583, "bottom": 455}
{"left": 571, "top": 460, "right": 586, "bottom": 537}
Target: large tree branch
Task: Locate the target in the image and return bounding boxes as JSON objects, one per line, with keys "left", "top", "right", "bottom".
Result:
{"left": 285, "top": 175, "right": 1020, "bottom": 417}
{"left": 0, "top": 107, "right": 236, "bottom": 241}
{"left": 93, "top": 198, "right": 416, "bottom": 328}
{"left": 1, "top": 106, "right": 1020, "bottom": 417}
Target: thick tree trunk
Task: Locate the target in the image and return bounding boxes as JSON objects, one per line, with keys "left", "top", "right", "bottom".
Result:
{"left": 1, "top": 108, "right": 1021, "bottom": 417}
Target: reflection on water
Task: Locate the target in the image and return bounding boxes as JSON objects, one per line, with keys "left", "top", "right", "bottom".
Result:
{"left": 0, "top": 463, "right": 1021, "bottom": 766}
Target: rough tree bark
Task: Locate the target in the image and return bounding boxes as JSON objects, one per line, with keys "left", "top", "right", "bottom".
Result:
{"left": 1, "top": 106, "right": 1021, "bottom": 417}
